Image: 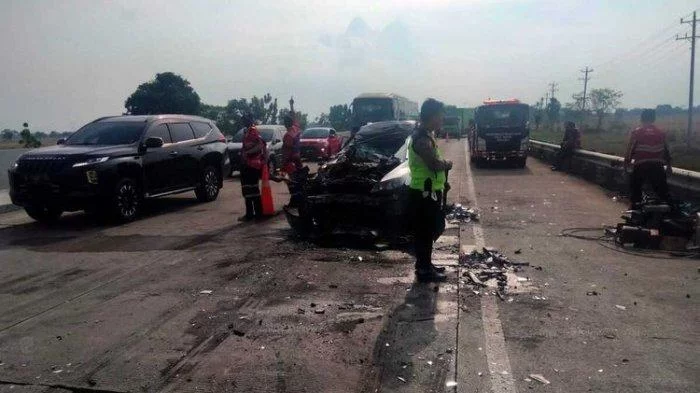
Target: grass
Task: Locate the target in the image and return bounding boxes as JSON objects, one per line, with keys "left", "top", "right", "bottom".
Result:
{"left": 531, "top": 127, "right": 700, "bottom": 172}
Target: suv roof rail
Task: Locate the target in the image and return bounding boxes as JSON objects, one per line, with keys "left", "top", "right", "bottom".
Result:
{"left": 89, "top": 116, "right": 119, "bottom": 123}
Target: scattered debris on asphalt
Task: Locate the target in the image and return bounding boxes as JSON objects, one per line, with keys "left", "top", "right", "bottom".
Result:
{"left": 446, "top": 381, "right": 458, "bottom": 387}
{"left": 199, "top": 290, "right": 213, "bottom": 295}
{"left": 460, "top": 248, "right": 531, "bottom": 299}
{"left": 397, "top": 377, "right": 407, "bottom": 383}
{"left": 604, "top": 333, "right": 616, "bottom": 339}
{"left": 314, "top": 308, "right": 326, "bottom": 314}
{"left": 514, "top": 248, "right": 522, "bottom": 254}
{"left": 232, "top": 329, "right": 246, "bottom": 337}
{"left": 444, "top": 203, "right": 479, "bottom": 223}
{"left": 586, "top": 290, "right": 599, "bottom": 296}
{"left": 615, "top": 305, "right": 627, "bottom": 310}
{"left": 529, "top": 374, "right": 550, "bottom": 384}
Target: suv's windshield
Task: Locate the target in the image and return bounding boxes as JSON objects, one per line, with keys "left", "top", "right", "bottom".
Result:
{"left": 302, "top": 128, "right": 330, "bottom": 138}
{"left": 349, "top": 128, "right": 410, "bottom": 160}
{"left": 66, "top": 121, "right": 145, "bottom": 145}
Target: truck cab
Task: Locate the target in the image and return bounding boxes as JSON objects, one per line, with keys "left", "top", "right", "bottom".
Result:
{"left": 469, "top": 99, "right": 530, "bottom": 168}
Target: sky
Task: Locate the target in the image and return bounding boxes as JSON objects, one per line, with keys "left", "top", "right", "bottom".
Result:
{"left": 1, "top": 0, "right": 699, "bottom": 131}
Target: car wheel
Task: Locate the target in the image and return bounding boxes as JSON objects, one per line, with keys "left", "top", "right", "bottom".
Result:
{"left": 514, "top": 157, "right": 527, "bottom": 168}
{"left": 475, "top": 158, "right": 486, "bottom": 168}
{"left": 25, "top": 205, "right": 62, "bottom": 223}
{"left": 112, "top": 178, "right": 140, "bottom": 222}
{"left": 196, "top": 165, "right": 220, "bottom": 202}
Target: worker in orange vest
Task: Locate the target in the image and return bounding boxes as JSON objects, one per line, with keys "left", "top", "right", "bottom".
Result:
{"left": 623, "top": 109, "right": 672, "bottom": 208}
{"left": 239, "top": 114, "right": 267, "bottom": 221}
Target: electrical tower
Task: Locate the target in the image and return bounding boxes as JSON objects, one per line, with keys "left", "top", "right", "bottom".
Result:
{"left": 548, "top": 82, "right": 559, "bottom": 101}
{"left": 677, "top": 11, "right": 699, "bottom": 145}
{"left": 579, "top": 67, "right": 593, "bottom": 111}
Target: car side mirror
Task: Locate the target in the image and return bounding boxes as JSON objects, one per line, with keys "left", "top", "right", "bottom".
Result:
{"left": 57, "top": 138, "right": 66, "bottom": 145}
{"left": 144, "top": 137, "right": 164, "bottom": 149}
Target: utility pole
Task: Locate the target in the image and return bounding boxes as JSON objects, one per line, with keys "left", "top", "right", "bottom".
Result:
{"left": 677, "top": 11, "right": 699, "bottom": 145}
{"left": 579, "top": 67, "right": 593, "bottom": 111}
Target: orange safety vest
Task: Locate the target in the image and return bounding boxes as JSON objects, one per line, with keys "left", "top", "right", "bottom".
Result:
{"left": 630, "top": 125, "right": 666, "bottom": 165}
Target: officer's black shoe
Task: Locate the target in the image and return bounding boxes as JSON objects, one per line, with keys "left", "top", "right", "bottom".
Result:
{"left": 416, "top": 269, "right": 447, "bottom": 282}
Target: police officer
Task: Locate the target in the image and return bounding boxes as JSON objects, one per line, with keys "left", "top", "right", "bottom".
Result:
{"left": 623, "top": 109, "right": 672, "bottom": 208}
{"left": 239, "top": 114, "right": 266, "bottom": 221}
{"left": 409, "top": 98, "right": 452, "bottom": 282}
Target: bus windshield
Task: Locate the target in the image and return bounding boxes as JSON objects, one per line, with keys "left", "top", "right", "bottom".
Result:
{"left": 353, "top": 98, "right": 394, "bottom": 124}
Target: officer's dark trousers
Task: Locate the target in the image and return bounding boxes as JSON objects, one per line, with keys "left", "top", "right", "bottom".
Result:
{"left": 241, "top": 165, "right": 262, "bottom": 218}
{"left": 630, "top": 161, "right": 669, "bottom": 205}
{"left": 409, "top": 189, "right": 443, "bottom": 271}
{"left": 553, "top": 145, "right": 574, "bottom": 170}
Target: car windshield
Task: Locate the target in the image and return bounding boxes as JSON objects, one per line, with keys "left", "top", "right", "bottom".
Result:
{"left": 302, "top": 128, "right": 330, "bottom": 138}
{"left": 258, "top": 128, "right": 276, "bottom": 142}
{"left": 476, "top": 105, "right": 528, "bottom": 128}
{"left": 65, "top": 121, "right": 145, "bottom": 145}
{"left": 231, "top": 129, "right": 245, "bottom": 143}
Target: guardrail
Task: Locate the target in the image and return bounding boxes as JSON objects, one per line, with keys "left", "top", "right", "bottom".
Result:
{"left": 529, "top": 139, "right": 700, "bottom": 201}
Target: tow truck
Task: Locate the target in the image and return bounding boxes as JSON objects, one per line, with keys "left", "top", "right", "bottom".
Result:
{"left": 469, "top": 99, "right": 530, "bottom": 168}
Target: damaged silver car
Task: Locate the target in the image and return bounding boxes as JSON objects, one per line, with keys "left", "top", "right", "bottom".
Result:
{"left": 285, "top": 121, "right": 415, "bottom": 241}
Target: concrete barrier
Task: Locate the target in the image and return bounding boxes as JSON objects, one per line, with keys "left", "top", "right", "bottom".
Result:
{"left": 529, "top": 140, "right": 700, "bottom": 202}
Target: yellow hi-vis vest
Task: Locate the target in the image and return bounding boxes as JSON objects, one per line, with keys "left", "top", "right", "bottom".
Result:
{"left": 408, "top": 132, "right": 446, "bottom": 191}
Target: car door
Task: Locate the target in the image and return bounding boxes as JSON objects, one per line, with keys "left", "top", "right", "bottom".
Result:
{"left": 141, "top": 123, "right": 175, "bottom": 194}
{"left": 167, "top": 122, "right": 199, "bottom": 188}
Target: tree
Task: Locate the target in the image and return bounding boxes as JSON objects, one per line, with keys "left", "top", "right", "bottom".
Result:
{"left": 328, "top": 104, "right": 352, "bottom": 130}
{"left": 314, "top": 113, "right": 330, "bottom": 126}
{"left": 34, "top": 131, "right": 47, "bottom": 139}
{"left": 278, "top": 108, "right": 308, "bottom": 130}
{"left": 249, "top": 94, "right": 278, "bottom": 125}
{"left": 199, "top": 104, "right": 226, "bottom": 122}
{"left": 124, "top": 72, "right": 201, "bottom": 115}
{"left": 19, "top": 122, "right": 41, "bottom": 148}
{"left": 2, "top": 129, "right": 13, "bottom": 141}
{"left": 546, "top": 98, "right": 561, "bottom": 124}
{"left": 589, "top": 88, "right": 623, "bottom": 131}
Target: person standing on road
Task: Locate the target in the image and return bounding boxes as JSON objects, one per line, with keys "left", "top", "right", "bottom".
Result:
{"left": 551, "top": 121, "right": 581, "bottom": 171}
{"left": 281, "top": 97, "right": 305, "bottom": 208}
{"left": 624, "top": 109, "right": 672, "bottom": 208}
{"left": 239, "top": 114, "right": 266, "bottom": 221}
{"left": 408, "top": 98, "right": 453, "bottom": 282}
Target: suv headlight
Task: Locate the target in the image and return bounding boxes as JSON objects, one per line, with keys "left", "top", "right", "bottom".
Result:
{"left": 73, "top": 157, "right": 109, "bottom": 167}
{"left": 371, "top": 176, "right": 407, "bottom": 193}
{"left": 10, "top": 161, "right": 19, "bottom": 170}
{"left": 477, "top": 137, "right": 487, "bottom": 150}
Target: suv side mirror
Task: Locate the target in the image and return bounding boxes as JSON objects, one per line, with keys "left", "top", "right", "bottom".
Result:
{"left": 57, "top": 138, "right": 66, "bottom": 145}
{"left": 144, "top": 137, "right": 164, "bottom": 149}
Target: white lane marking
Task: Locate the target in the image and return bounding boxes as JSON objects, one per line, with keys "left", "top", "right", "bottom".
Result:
{"left": 462, "top": 140, "right": 518, "bottom": 393}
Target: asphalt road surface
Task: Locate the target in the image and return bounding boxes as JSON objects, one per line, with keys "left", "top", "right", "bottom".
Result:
{"left": 0, "top": 142, "right": 697, "bottom": 393}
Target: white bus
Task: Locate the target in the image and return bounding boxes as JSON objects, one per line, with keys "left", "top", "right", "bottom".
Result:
{"left": 351, "top": 93, "right": 419, "bottom": 131}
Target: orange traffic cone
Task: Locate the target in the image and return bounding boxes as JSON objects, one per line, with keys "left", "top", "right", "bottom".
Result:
{"left": 261, "top": 164, "right": 275, "bottom": 216}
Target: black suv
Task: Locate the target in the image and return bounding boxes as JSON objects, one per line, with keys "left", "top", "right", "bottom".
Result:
{"left": 8, "top": 115, "right": 230, "bottom": 222}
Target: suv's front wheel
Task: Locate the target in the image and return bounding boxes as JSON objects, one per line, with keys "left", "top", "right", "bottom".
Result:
{"left": 195, "top": 166, "right": 220, "bottom": 202}
{"left": 25, "top": 205, "right": 63, "bottom": 223}
{"left": 112, "top": 178, "right": 140, "bottom": 222}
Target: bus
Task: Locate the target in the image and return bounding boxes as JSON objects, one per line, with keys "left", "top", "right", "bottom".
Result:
{"left": 351, "top": 93, "right": 419, "bottom": 131}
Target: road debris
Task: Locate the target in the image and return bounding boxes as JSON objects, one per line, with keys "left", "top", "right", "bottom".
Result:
{"left": 445, "top": 381, "right": 458, "bottom": 387}
{"left": 586, "top": 290, "right": 599, "bottom": 296}
{"left": 314, "top": 308, "right": 326, "bottom": 314}
{"left": 529, "top": 374, "right": 550, "bottom": 384}
{"left": 232, "top": 329, "right": 246, "bottom": 337}
{"left": 615, "top": 305, "right": 627, "bottom": 310}
{"left": 199, "top": 290, "right": 213, "bottom": 295}
{"left": 397, "top": 377, "right": 407, "bottom": 383}
{"left": 460, "top": 248, "right": 531, "bottom": 300}
{"left": 444, "top": 203, "right": 479, "bottom": 223}
{"left": 514, "top": 248, "right": 522, "bottom": 254}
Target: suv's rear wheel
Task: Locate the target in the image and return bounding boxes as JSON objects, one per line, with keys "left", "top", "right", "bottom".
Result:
{"left": 25, "top": 205, "right": 62, "bottom": 223}
{"left": 112, "top": 178, "right": 140, "bottom": 222}
{"left": 196, "top": 166, "right": 220, "bottom": 202}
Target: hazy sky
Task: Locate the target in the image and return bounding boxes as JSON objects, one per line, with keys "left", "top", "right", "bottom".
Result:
{"left": 1, "top": 0, "right": 698, "bottom": 131}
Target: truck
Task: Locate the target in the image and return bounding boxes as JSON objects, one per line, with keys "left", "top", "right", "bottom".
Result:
{"left": 469, "top": 99, "right": 530, "bottom": 168}
{"left": 350, "top": 93, "right": 418, "bottom": 132}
